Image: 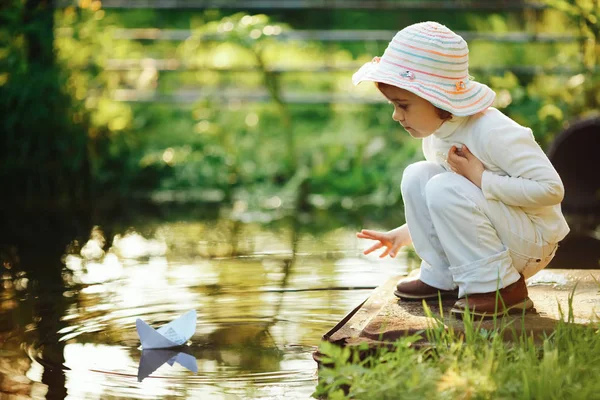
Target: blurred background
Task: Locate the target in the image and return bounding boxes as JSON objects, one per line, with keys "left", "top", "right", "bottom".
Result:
{"left": 1, "top": 0, "right": 599, "bottom": 399}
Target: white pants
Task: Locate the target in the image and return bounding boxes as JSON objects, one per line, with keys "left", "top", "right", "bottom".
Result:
{"left": 402, "top": 161, "right": 558, "bottom": 297}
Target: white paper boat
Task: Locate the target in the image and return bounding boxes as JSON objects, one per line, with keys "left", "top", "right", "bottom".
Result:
{"left": 136, "top": 310, "right": 197, "bottom": 350}
{"left": 137, "top": 348, "right": 198, "bottom": 382}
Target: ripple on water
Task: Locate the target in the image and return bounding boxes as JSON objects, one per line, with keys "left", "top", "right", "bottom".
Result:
{"left": 11, "top": 223, "right": 406, "bottom": 398}
{"left": 21, "top": 298, "right": 359, "bottom": 399}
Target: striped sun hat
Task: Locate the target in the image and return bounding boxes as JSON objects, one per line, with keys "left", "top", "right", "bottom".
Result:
{"left": 352, "top": 21, "right": 495, "bottom": 117}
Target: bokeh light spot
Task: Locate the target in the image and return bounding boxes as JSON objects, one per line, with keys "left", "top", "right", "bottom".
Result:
{"left": 245, "top": 113, "right": 259, "bottom": 127}
{"left": 162, "top": 148, "right": 175, "bottom": 164}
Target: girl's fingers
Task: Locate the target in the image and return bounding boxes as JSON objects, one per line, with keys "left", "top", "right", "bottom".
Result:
{"left": 361, "top": 229, "right": 381, "bottom": 235}
{"left": 363, "top": 242, "right": 383, "bottom": 255}
{"left": 447, "top": 150, "right": 460, "bottom": 161}
{"left": 447, "top": 157, "right": 459, "bottom": 170}
{"left": 357, "top": 232, "right": 379, "bottom": 240}
{"left": 389, "top": 243, "right": 403, "bottom": 258}
{"left": 448, "top": 151, "right": 467, "bottom": 166}
{"left": 379, "top": 247, "right": 391, "bottom": 258}
{"left": 359, "top": 229, "right": 383, "bottom": 239}
{"left": 462, "top": 146, "right": 472, "bottom": 159}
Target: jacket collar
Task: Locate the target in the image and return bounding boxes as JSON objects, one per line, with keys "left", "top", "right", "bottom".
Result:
{"left": 433, "top": 115, "right": 469, "bottom": 139}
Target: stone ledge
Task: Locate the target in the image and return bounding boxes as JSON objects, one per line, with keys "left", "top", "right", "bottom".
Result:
{"left": 318, "top": 269, "right": 600, "bottom": 354}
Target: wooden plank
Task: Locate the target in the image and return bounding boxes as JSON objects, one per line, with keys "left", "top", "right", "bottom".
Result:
{"left": 93, "top": 28, "right": 581, "bottom": 43}
{"left": 109, "top": 70, "right": 598, "bottom": 104}
{"left": 104, "top": 59, "right": 362, "bottom": 71}
{"left": 102, "top": 60, "right": 597, "bottom": 75}
{"left": 56, "top": 0, "right": 547, "bottom": 10}
{"left": 111, "top": 89, "right": 384, "bottom": 104}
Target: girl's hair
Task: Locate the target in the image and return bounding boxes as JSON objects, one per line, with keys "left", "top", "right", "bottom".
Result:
{"left": 375, "top": 82, "right": 453, "bottom": 121}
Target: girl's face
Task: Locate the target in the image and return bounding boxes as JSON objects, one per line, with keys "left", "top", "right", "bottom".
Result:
{"left": 378, "top": 83, "right": 445, "bottom": 138}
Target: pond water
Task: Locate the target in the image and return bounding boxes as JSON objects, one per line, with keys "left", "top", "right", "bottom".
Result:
{"left": 0, "top": 216, "right": 414, "bottom": 399}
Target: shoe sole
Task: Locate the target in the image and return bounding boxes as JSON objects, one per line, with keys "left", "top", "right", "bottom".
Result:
{"left": 450, "top": 297, "right": 535, "bottom": 319}
{"left": 394, "top": 289, "right": 459, "bottom": 301}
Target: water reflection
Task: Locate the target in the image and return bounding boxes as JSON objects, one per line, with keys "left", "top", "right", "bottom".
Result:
{"left": 1, "top": 217, "right": 409, "bottom": 399}
{"left": 138, "top": 348, "right": 198, "bottom": 382}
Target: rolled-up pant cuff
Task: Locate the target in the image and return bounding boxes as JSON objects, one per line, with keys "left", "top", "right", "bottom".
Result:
{"left": 418, "top": 260, "right": 457, "bottom": 291}
{"left": 449, "top": 249, "right": 521, "bottom": 298}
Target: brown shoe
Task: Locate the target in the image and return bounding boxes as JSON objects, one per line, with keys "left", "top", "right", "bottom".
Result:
{"left": 394, "top": 278, "right": 458, "bottom": 300}
{"left": 451, "top": 275, "right": 534, "bottom": 318}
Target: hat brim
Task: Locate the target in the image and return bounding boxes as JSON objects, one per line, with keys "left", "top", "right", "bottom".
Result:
{"left": 352, "top": 62, "right": 496, "bottom": 117}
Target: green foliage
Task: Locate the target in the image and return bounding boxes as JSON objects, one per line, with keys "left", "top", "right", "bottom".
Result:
{"left": 466, "top": 2, "right": 600, "bottom": 148}
{"left": 0, "top": 0, "right": 89, "bottom": 211}
{"left": 2, "top": 3, "right": 599, "bottom": 219}
{"left": 314, "top": 305, "right": 600, "bottom": 399}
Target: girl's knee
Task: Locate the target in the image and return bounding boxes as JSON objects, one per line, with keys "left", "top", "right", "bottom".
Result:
{"left": 425, "top": 173, "right": 467, "bottom": 211}
{"left": 401, "top": 161, "right": 444, "bottom": 195}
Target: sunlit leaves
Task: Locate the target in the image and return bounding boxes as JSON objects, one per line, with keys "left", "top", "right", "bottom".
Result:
{"left": 6, "top": 3, "right": 600, "bottom": 208}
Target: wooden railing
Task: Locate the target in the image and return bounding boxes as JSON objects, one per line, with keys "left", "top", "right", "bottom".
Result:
{"left": 106, "top": 28, "right": 582, "bottom": 43}
{"left": 53, "top": 1, "right": 590, "bottom": 104}
{"left": 103, "top": 59, "right": 594, "bottom": 75}
{"left": 55, "top": 0, "right": 547, "bottom": 10}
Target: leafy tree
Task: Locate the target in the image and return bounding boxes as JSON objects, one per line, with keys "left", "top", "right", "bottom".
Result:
{"left": 0, "top": 0, "right": 90, "bottom": 224}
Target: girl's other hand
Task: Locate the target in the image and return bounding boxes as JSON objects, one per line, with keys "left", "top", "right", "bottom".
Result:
{"left": 356, "top": 225, "right": 412, "bottom": 258}
{"left": 447, "top": 145, "right": 484, "bottom": 188}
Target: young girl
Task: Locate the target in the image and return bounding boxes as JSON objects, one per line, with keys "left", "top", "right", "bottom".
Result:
{"left": 354, "top": 21, "right": 569, "bottom": 317}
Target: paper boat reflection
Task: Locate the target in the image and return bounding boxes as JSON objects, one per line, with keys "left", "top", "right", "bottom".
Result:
{"left": 137, "top": 348, "right": 198, "bottom": 382}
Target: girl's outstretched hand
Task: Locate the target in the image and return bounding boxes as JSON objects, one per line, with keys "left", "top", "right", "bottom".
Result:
{"left": 447, "top": 145, "right": 484, "bottom": 188}
{"left": 356, "top": 225, "right": 412, "bottom": 258}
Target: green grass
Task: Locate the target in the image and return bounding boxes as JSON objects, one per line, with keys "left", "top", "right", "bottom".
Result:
{"left": 314, "top": 298, "right": 600, "bottom": 400}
